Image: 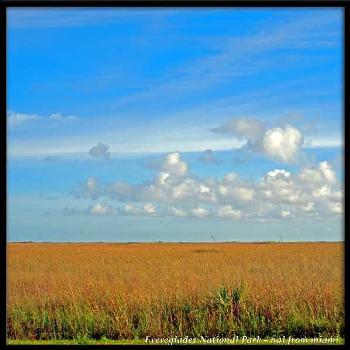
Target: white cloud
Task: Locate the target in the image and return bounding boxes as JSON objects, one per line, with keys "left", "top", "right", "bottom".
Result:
{"left": 124, "top": 203, "right": 139, "bottom": 214}
{"left": 299, "top": 168, "right": 324, "bottom": 185}
{"left": 219, "top": 185, "right": 254, "bottom": 202}
{"left": 123, "top": 202, "right": 157, "bottom": 216}
{"left": 7, "top": 113, "right": 340, "bottom": 158}
{"left": 7, "top": 111, "right": 41, "bottom": 127}
{"left": 213, "top": 117, "right": 264, "bottom": 141}
{"left": 8, "top": 110, "right": 78, "bottom": 129}
{"left": 299, "top": 161, "right": 338, "bottom": 186}
{"left": 169, "top": 206, "right": 187, "bottom": 217}
{"left": 74, "top": 152, "right": 343, "bottom": 220}
{"left": 313, "top": 185, "right": 332, "bottom": 198}
{"left": 319, "top": 161, "right": 337, "bottom": 183}
{"left": 157, "top": 172, "right": 170, "bottom": 185}
{"left": 162, "top": 152, "right": 188, "bottom": 177}
{"left": 266, "top": 169, "right": 291, "bottom": 180}
{"left": 217, "top": 206, "right": 242, "bottom": 219}
{"left": 213, "top": 117, "right": 304, "bottom": 163}
{"left": 76, "top": 176, "right": 100, "bottom": 200}
{"left": 49, "top": 113, "right": 77, "bottom": 121}
{"left": 329, "top": 202, "right": 343, "bottom": 215}
{"left": 192, "top": 207, "right": 209, "bottom": 218}
{"left": 143, "top": 203, "right": 157, "bottom": 215}
{"left": 280, "top": 210, "right": 293, "bottom": 218}
{"left": 262, "top": 126, "right": 303, "bottom": 163}
{"left": 301, "top": 202, "right": 316, "bottom": 213}
{"left": 223, "top": 172, "right": 239, "bottom": 182}
{"left": 89, "top": 142, "right": 111, "bottom": 160}
{"left": 89, "top": 202, "right": 115, "bottom": 215}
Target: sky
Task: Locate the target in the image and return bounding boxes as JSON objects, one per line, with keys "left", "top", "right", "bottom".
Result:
{"left": 7, "top": 8, "right": 344, "bottom": 242}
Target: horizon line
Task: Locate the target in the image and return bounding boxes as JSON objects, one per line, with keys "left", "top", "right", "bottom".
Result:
{"left": 7, "top": 240, "right": 344, "bottom": 244}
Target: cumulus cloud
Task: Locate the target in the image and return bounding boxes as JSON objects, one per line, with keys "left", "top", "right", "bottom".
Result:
{"left": 217, "top": 206, "right": 242, "bottom": 219}
{"left": 143, "top": 203, "right": 157, "bottom": 215}
{"left": 299, "top": 162, "right": 338, "bottom": 187}
{"left": 280, "top": 210, "right": 293, "bottom": 218}
{"left": 74, "top": 176, "right": 100, "bottom": 200}
{"left": 169, "top": 206, "right": 187, "bottom": 217}
{"left": 266, "top": 169, "right": 291, "bottom": 179}
{"left": 213, "top": 117, "right": 304, "bottom": 163}
{"left": 123, "top": 202, "right": 157, "bottom": 216}
{"left": 89, "top": 142, "right": 111, "bottom": 160}
{"left": 319, "top": 161, "right": 337, "bottom": 183}
{"left": 161, "top": 152, "right": 188, "bottom": 177}
{"left": 89, "top": 202, "right": 115, "bottom": 215}
{"left": 192, "top": 207, "right": 210, "bottom": 218}
{"left": 329, "top": 202, "right": 343, "bottom": 215}
{"left": 124, "top": 203, "right": 139, "bottom": 214}
{"left": 262, "top": 126, "right": 303, "bottom": 163}
{"left": 218, "top": 184, "right": 254, "bottom": 202}
{"left": 74, "top": 152, "right": 343, "bottom": 220}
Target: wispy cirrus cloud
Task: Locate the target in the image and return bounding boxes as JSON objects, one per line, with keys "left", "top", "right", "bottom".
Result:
{"left": 48, "top": 113, "right": 77, "bottom": 121}
{"left": 110, "top": 10, "right": 341, "bottom": 108}
{"left": 7, "top": 9, "right": 175, "bottom": 29}
{"left": 7, "top": 110, "right": 78, "bottom": 129}
{"left": 7, "top": 111, "right": 41, "bottom": 128}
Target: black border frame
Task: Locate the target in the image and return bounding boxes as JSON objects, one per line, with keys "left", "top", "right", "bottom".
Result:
{"left": 1, "top": 1, "right": 348, "bottom": 348}
{"left": 1, "top": 1, "right": 350, "bottom": 6}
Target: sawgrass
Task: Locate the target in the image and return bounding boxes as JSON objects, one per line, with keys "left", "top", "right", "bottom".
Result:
{"left": 7, "top": 242, "right": 344, "bottom": 341}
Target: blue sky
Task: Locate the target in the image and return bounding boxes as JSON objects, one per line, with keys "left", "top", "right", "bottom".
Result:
{"left": 7, "top": 8, "right": 344, "bottom": 242}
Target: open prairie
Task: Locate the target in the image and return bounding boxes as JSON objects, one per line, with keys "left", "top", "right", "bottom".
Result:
{"left": 7, "top": 242, "right": 344, "bottom": 342}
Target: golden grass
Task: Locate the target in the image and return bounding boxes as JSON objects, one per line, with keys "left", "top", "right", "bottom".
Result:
{"left": 7, "top": 242, "right": 344, "bottom": 340}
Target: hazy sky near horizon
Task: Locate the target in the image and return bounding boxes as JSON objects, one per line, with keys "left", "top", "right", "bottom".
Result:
{"left": 7, "top": 8, "right": 344, "bottom": 242}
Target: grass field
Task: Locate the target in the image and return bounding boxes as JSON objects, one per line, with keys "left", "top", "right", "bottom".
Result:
{"left": 7, "top": 242, "right": 344, "bottom": 343}
{"left": 7, "top": 337, "right": 344, "bottom": 346}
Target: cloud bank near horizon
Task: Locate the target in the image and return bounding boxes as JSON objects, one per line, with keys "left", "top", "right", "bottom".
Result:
{"left": 70, "top": 151, "right": 343, "bottom": 221}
